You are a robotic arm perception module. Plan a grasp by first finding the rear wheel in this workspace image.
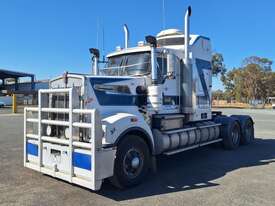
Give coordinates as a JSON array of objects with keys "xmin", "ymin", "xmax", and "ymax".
[
  {"xmin": 110, "ymin": 135, "xmax": 150, "ymax": 189},
  {"xmin": 240, "ymin": 118, "xmax": 254, "ymax": 145},
  {"xmin": 222, "ymin": 119, "xmax": 241, "ymax": 150}
]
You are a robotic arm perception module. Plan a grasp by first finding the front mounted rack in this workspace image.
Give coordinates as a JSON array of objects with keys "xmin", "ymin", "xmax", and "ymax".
[{"xmin": 24, "ymin": 88, "xmax": 116, "ymax": 190}]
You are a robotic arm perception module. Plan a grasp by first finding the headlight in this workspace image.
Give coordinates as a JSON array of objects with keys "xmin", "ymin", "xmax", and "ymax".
[{"xmin": 46, "ymin": 125, "xmax": 52, "ymax": 136}]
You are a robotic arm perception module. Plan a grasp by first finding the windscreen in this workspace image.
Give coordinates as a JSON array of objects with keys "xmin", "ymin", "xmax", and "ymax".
[{"xmin": 101, "ymin": 52, "xmax": 151, "ymax": 76}]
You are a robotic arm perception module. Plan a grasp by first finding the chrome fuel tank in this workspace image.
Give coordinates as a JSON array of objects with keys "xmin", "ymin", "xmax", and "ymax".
[{"xmin": 153, "ymin": 121, "xmax": 220, "ymax": 154}]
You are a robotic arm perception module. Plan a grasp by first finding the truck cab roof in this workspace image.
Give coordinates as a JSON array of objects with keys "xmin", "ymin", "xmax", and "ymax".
[{"xmin": 107, "ymin": 29, "xmax": 210, "ymax": 59}]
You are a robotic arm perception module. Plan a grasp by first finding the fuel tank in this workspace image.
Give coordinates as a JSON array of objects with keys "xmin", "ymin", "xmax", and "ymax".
[{"xmin": 153, "ymin": 121, "xmax": 220, "ymax": 154}]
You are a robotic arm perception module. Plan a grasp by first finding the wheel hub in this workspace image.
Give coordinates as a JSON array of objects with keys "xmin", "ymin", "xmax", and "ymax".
[
  {"xmin": 131, "ymin": 157, "xmax": 140, "ymax": 169},
  {"xmin": 123, "ymin": 148, "xmax": 144, "ymax": 178}
]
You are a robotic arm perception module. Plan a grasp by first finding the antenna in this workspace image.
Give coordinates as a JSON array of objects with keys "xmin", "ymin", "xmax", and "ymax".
[
  {"xmin": 96, "ymin": 18, "xmax": 106, "ymax": 62},
  {"xmin": 96, "ymin": 18, "xmax": 100, "ymax": 48},
  {"xmin": 102, "ymin": 25, "xmax": 105, "ymax": 61},
  {"xmin": 162, "ymin": 0, "xmax": 166, "ymax": 29}
]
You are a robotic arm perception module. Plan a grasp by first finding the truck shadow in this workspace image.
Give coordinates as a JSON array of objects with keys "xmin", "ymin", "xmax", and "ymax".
[{"xmin": 98, "ymin": 138, "xmax": 275, "ymax": 201}]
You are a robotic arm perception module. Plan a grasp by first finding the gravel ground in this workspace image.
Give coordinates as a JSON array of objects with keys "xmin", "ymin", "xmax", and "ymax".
[{"xmin": 1, "ymin": 108, "xmax": 275, "ymax": 206}]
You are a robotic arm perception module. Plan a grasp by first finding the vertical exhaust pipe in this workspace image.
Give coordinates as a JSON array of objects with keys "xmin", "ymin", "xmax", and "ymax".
[
  {"xmin": 123, "ymin": 24, "xmax": 129, "ymax": 49},
  {"xmin": 182, "ymin": 6, "xmax": 193, "ymax": 113},
  {"xmin": 184, "ymin": 6, "xmax": 191, "ymax": 68},
  {"xmin": 89, "ymin": 48, "xmax": 100, "ymax": 75}
]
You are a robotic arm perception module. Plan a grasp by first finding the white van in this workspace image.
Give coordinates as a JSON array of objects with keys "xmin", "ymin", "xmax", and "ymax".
[{"xmin": 269, "ymin": 97, "xmax": 275, "ymax": 109}]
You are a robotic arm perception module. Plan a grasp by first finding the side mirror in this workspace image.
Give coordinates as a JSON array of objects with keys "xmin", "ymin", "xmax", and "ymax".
[
  {"xmin": 145, "ymin": 35, "xmax": 157, "ymax": 47},
  {"xmin": 89, "ymin": 48, "xmax": 100, "ymax": 58},
  {"xmin": 89, "ymin": 48, "xmax": 100, "ymax": 75}
]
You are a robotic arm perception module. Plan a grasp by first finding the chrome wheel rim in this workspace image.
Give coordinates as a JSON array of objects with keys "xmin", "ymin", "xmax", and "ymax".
[{"xmin": 232, "ymin": 127, "xmax": 240, "ymax": 145}]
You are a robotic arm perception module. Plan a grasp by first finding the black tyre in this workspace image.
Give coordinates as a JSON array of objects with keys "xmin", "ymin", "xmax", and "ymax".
[
  {"xmin": 110, "ymin": 135, "xmax": 150, "ymax": 189},
  {"xmin": 231, "ymin": 115, "xmax": 254, "ymax": 145},
  {"xmin": 221, "ymin": 118, "xmax": 241, "ymax": 150},
  {"xmin": 240, "ymin": 118, "xmax": 254, "ymax": 145}
]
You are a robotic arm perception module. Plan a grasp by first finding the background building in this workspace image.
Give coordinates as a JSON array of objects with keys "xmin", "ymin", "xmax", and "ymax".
[{"xmin": 0, "ymin": 69, "xmax": 48, "ymax": 105}]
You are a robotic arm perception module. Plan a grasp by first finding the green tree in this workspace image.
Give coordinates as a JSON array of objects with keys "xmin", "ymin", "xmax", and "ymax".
[
  {"xmin": 265, "ymin": 72, "xmax": 275, "ymax": 99},
  {"xmin": 221, "ymin": 56, "xmax": 274, "ymax": 104},
  {"xmin": 212, "ymin": 89, "xmax": 226, "ymax": 101},
  {"xmin": 221, "ymin": 68, "xmax": 246, "ymax": 102},
  {"xmin": 242, "ymin": 64, "xmax": 266, "ymax": 102},
  {"xmin": 242, "ymin": 56, "xmax": 273, "ymax": 71},
  {"xmin": 212, "ymin": 53, "xmax": 226, "ymax": 78}
]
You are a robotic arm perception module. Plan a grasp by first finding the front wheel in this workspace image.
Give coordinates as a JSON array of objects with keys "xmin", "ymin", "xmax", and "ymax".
[{"xmin": 110, "ymin": 135, "xmax": 150, "ymax": 189}]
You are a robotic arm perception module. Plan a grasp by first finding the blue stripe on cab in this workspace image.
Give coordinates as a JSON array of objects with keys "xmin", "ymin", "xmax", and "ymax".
[
  {"xmin": 195, "ymin": 58, "xmax": 212, "ymax": 100},
  {"xmin": 73, "ymin": 152, "xmax": 92, "ymax": 171},
  {"xmin": 27, "ymin": 142, "xmax": 38, "ymax": 156},
  {"xmin": 89, "ymin": 77, "xmax": 136, "ymax": 106}
]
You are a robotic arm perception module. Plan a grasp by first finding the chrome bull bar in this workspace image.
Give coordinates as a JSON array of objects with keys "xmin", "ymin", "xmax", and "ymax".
[{"xmin": 24, "ymin": 88, "xmax": 116, "ymax": 190}]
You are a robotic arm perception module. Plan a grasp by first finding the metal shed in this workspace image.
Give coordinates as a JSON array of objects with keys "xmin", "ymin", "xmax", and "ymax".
[{"xmin": 0, "ymin": 69, "xmax": 35, "ymax": 94}]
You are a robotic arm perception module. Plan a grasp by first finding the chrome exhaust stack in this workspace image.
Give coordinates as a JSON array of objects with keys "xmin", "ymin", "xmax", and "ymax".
[
  {"xmin": 184, "ymin": 6, "xmax": 191, "ymax": 68},
  {"xmin": 123, "ymin": 24, "xmax": 129, "ymax": 49},
  {"xmin": 182, "ymin": 6, "xmax": 193, "ymax": 113}
]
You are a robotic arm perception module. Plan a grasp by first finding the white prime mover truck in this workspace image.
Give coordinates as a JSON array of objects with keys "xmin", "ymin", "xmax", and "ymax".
[{"xmin": 24, "ymin": 7, "xmax": 254, "ymax": 190}]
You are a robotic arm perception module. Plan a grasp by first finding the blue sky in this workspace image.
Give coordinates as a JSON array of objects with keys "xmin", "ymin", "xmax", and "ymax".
[{"xmin": 0, "ymin": 0, "xmax": 274, "ymax": 90}]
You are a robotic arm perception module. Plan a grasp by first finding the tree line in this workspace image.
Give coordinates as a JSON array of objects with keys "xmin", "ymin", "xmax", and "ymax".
[{"xmin": 212, "ymin": 54, "xmax": 274, "ymax": 104}]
